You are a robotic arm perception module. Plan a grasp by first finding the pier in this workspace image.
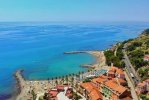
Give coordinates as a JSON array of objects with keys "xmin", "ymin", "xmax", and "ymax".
[
  {"xmin": 64, "ymin": 51, "xmax": 88, "ymax": 54},
  {"xmin": 80, "ymin": 64, "xmax": 94, "ymax": 68}
]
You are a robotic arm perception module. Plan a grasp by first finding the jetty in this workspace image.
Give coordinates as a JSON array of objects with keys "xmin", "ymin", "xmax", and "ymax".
[
  {"xmin": 14, "ymin": 70, "xmax": 26, "ymax": 100},
  {"xmin": 64, "ymin": 51, "xmax": 88, "ymax": 54},
  {"xmin": 80, "ymin": 64, "xmax": 94, "ymax": 68}
]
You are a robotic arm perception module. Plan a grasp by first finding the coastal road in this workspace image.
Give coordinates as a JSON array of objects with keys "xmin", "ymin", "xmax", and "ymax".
[
  {"xmin": 122, "ymin": 44, "xmax": 140, "ymax": 85},
  {"xmin": 124, "ymin": 71, "xmax": 139, "ymax": 100}
]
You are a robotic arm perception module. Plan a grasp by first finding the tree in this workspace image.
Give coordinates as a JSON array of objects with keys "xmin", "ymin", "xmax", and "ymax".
[{"xmin": 31, "ymin": 90, "xmax": 37, "ymax": 100}]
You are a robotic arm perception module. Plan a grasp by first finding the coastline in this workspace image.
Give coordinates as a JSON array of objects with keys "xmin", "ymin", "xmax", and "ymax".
[{"xmin": 14, "ymin": 50, "xmax": 107, "ymax": 100}]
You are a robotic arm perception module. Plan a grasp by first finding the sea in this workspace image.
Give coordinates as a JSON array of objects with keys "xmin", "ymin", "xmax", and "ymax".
[{"xmin": 0, "ymin": 22, "xmax": 149, "ymax": 100}]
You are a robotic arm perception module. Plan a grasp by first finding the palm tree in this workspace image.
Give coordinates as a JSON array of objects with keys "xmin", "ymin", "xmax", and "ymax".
[
  {"xmin": 71, "ymin": 77, "xmax": 74, "ymax": 87},
  {"xmin": 61, "ymin": 76, "xmax": 64, "ymax": 84},
  {"xmin": 65, "ymin": 75, "xmax": 68, "ymax": 84},
  {"xmin": 51, "ymin": 77, "xmax": 54, "ymax": 85}
]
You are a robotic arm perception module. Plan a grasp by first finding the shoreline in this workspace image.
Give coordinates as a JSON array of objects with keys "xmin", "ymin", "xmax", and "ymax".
[{"xmin": 14, "ymin": 50, "xmax": 107, "ymax": 100}]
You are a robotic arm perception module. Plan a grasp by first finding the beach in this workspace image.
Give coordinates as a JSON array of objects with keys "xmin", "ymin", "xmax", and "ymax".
[{"xmin": 14, "ymin": 50, "xmax": 107, "ymax": 100}]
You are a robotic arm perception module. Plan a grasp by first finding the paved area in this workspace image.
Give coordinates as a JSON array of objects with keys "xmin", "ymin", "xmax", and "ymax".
[
  {"xmin": 122, "ymin": 44, "xmax": 140, "ymax": 85},
  {"xmin": 124, "ymin": 71, "xmax": 139, "ymax": 100}
]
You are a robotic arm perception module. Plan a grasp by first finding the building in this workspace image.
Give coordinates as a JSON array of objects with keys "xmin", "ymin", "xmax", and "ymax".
[
  {"xmin": 48, "ymin": 89, "xmax": 58, "ymax": 100},
  {"xmin": 107, "ymin": 66, "xmax": 125, "ymax": 79},
  {"xmin": 144, "ymin": 55, "xmax": 149, "ymax": 61},
  {"xmin": 136, "ymin": 79, "xmax": 149, "ymax": 94},
  {"xmin": 101, "ymin": 80, "xmax": 131, "ymax": 100},
  {"xmin": 80, "ymin": 82, "xmax": 103, "ymax": 100},
  {"xmin": 65, "ymin": 87, "xmax": 73, "ymax": 99},
  {"xmin": 79, "ymin": 67, "xmax": 131, "ymax": 100},
  {"xmin": 116, "ymin": 69, "xmax": 125, "ymax": 79}
]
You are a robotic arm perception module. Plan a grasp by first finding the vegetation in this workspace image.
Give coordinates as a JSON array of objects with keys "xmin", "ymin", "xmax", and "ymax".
[
  {"xmin": 104, "ymin": 42, "xmax": 125, "ymax": 68},
  {"xmin": 139, "ymin": 94, "xmax": 149, "ymax": 100},
  {"xmin": 104, "ymin": 28, "xmax": 149, "ymax": 81},
  {"xmin": 124, "ymin": 29, "xmax": 149, "ymax": 81},
  {"xmin": 83, "ymin": 78, "xmax": 92, "ymax": 83},
  {"xmin": 142, "ymin": 29, "xmax": 149, "ymax": 35},
  {"xmin": 31, "ymin": 90, "xmax": 37, "ymax": 100},
  {"xmin": 73, "ymin": 92, "xmax": 82, "ymax": 100},
  {"xmin": 129, "ymin": 50, "xmax": 148, "ymax": 69},
  {"xmin": 138, "ymin": 67, "xmax": 149, "ymax": 81}
]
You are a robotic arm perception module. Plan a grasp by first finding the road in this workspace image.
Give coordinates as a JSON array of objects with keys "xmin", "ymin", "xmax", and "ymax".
[
  {"xmin": 122, "ymin": 44, "xmax": 140, "ymax": 85},
  {"xmin": 124, "ymin": 71, "xmax": 139, "ymax": 100}
]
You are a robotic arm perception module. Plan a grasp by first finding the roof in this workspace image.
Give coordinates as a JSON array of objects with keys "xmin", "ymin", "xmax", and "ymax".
[
  {"xmin": 138, "ymin": 82, "xmax": 146, "ymax": 87},
  {"xmin": 111, "ymin": 94, "xmax": 118, "ymax": 100},
  {"xmin": 144, "ymin": 55, "xmax": 149, "ymax": 57},
  {"xmin": 89, "ymin": 89, "xmax": 103, "ymax": 100},
  {"xmin": 112, "ymin": 78, "xmax": 127, "ymax": 85},
  {"xmin": 80, "ymin": 82, "xmax": 103, "ymax": 100},
  {"xmin": 56, "ymin": 85, "xmax": 64, "ymax": 90},
  {"xmin": 121, "ymin": 96, "xmax": 132, "ymax": 100},
  {"xmin": 145, "ymin": 79, "xmax": 149, "ymax": 82},
  {"xmin": 92, "ymin": 77, "xmax": 106, "ymax": 84},
  {"xmin": 108, "ymin": 71, "xmax": 115, "ymax": 75},
  {"xmin": 80, "ymin": 82, "xmax": 94, "ymax": 93},
  {"xmin": 104, "ymin": 80, "xmax": 127, "ymax": 95},
  {"xmin": 100, "ymin": 75, "xmax": 109, "ymax": 79},
  {"xmin": 49, "ymin": 90, "xmax": 58, "ymax": 97},
  {"xmin": 109, "ymin": 66, "xmax": 117, "ymax": 72},
  {"xmin": 116, "ymin": 69, "xmax": 124, "ymax": 75}
]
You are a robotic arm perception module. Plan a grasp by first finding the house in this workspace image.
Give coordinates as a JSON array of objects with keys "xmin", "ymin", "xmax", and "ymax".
[
  {"xmin": 92, "ymin": 75, "xmax": 109, "ymax": 88},
  {"xmin": 107, "ymin": 66, "xmax": 125, "ymax": 79},
  {"xmin": 101, "ymin": 80, "xmax": 131, "ymax": 100},
  {"xmin": 107, "ymin": 66, "xmax": 117, "ymax": 78},
  {"xmin": 116, "ymin": 69, "xmax": 125, "ymax": 79},
  {"xmin": 136, "ymin": 79, "xmax": 149, "ymax": 94},
  {"xmin": 56, "ymin": 85, "xmax": 65, "ymax": 92},
  {"xmin": 80, "ymin": 82, "xmax": 103, "ymax": 100},
  {"xmin": 144, "ymin": 79, "xmax": 149, "ymax": 91},
  {"xmin": 144, "ymin": 55, "xmax": 149, "ymax": 61},
  {"xmin": 48, "ymin": 89, "xmax": 58, "ymax": 100},
  {"xmin": 80, "ymin": 67, "xmax": 131, "ymax": 100},
  {"xmin": 65, "ymin": 87, "xmax": 73, "ymax": 99},
  {"xmin": 136, "ymin": 82, "xmax": 146, "ymax": 94}
]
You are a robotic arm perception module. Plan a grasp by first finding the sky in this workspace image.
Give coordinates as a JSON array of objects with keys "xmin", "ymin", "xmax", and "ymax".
[{"xmin": 0, "ymin": 0, "xmax": 149, "ymax": 22}]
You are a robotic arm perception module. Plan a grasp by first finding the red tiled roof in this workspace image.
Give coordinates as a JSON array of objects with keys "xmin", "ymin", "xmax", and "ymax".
[
  {"xmin": 56, "ymin": 85, "xmax": 64, "ymax": 90},
  {"xmin": 80, "ymin": 82, "xmax": 94, "ymax": 93},
  {"xmin": 89, "ymin": 89, "xmax": 102, "ymax": 100},
  {"xmin": 121, "ymin": 96, "xmax": 132, "ymax": 100},
  {"xmin": 145, "ymin": 79, "xmax": 149, "ymax": 82},
  {"xmin": 80, "ymin": 82, "xmax": 103, "ymax": 100},
  {"xmin": 104, "ymin": 80, "xmax": 127, "ymax": 95},
  {"xmin": 111, "ymin": 94, "xmax": 118, "ymax": 100},
  {"xmin": 109, "ymin": 66, "xmax": 118, "ymax": 72},
  {"xmin": 116, "ymin": 69, "xmax": 124, "ymax": 75},
  {"xmin": 100, "ymin": 75, "xmax": 109, "ymax": 79},
  {"xmin": 92, "ymin": 77, "xmax": 105, "ymax": 84},
  {"xmin": 138, "ymin": 82, "xmax": 146, "ymax": 87},
  {"xmin": 144, "ymin": 55, "xmax": 149, "ymax": 59},
  {"xmin": 108, "ymin": 71, "xmax": 115, "ymax": 75},
  {"xmin": 49, "ymin": 90, "xmax": 58, "ymax": 97},
  {"xmin": 112, "ymin": 78, "xmax": 127, "ymax": 85}
]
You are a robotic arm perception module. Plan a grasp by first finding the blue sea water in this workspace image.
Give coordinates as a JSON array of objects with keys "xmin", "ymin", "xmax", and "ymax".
[{"xmin": 0, "ymin": 22, "xmax": 149, "ymax": 100}]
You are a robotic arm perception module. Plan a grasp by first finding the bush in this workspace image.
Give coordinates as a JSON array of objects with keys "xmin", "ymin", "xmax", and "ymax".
[
  {"xmin": 139, "ymin": 94, "xmax": 149, "ymax": 100},
  {"xmin": 127, "ymin": 45, "xmax": 135, "ymax": 51}
]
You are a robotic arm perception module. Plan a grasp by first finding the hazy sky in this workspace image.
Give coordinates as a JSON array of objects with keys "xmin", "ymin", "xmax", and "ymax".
[{"xmin": 0, "ymin": 0, "xmax": 149, "ymax": 22}]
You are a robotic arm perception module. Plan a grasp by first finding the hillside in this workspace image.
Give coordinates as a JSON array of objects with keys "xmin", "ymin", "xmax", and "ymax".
[
  {"xmin": 104, "ymin": 29, "xmax": 149, "ymax": 81},
  {"xmin": 126, "ymin": 29, "xmax": 149, "ymax": 81}
]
